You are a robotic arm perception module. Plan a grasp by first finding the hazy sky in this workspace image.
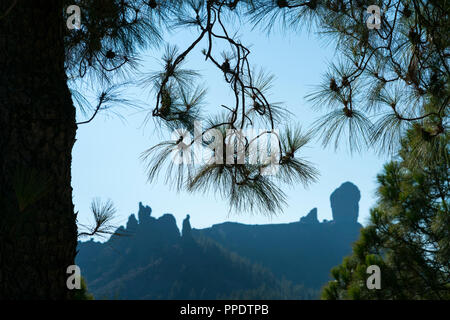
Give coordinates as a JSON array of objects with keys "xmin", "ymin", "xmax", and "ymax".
[{"xmin": 72, "ymin": 20, "xmax": 387, "ymax": 236}]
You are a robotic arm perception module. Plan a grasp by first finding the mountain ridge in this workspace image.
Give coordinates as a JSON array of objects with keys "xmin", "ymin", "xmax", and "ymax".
[{"xmin": 77, "ymin": 181, "xmax": 362, "ymax": 299}]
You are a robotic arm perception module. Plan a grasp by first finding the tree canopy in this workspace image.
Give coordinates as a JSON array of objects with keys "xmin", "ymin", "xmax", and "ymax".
[{"xmin": 62, "ymin": 0, "xmax": 449, "ymax": 215}]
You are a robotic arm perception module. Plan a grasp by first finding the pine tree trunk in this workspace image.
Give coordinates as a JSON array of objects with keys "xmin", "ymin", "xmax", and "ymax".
[{"xmin": 0, "ymin": 1, "xmax": 78, "ymax": 299}]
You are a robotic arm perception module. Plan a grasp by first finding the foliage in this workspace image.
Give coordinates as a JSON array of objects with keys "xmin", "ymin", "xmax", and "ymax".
[
  {"xmin": 78, "ymin": 198, "xmax": 121, "ymax": 239},
  {"xmin": 50, "ymin": 1, "xmax": 442, "ymax": 215},
  {"xmin": 247, "ymin": 0, "xmax": 449, "ymax": 159},
  {"xmin": 71, "ymin": 277, "xmax": 94, "ymax": 300},
  {"xmin": 62, "ymin": 0, "xmax": 449, "ymax": 214},
  {"xmin": 61, "ymin": 0, "xmax": 326, "ymax": 215}
]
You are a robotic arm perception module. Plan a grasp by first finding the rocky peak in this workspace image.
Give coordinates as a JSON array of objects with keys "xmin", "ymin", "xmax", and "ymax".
[
  {"xmin": 126, "ymin": 214, "xmax": 138, "ymax": 232},
  {"xmin": 182, "ymin": 214, "xmax": 192, "ymax": 238},
  {"xmin": 138, "ymin": 202, "xmax": 152, "ymax": 224},
  {"xmin": 330, "ymin": 181, "xmax": 360, "ymax": 224},
  {"xmin": 300, "ymin": 208, "xmax": 319, "ymax": 224}
]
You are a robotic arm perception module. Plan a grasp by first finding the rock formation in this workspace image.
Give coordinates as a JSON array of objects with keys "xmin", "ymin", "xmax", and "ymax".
[
  {"xmin": 330, "ymin": 181, "xmax": 360, "ymax": 224},
  {"xmin": 138, "ymin": 201, "xmax": 152, "ymax": 224},
  {"xmin": 300, "ymin": 208, "xmax": 319, "ymax": 224},
  {"xmin": 182, "ymin": 214, "xmax": 192, "ymax": 238}
]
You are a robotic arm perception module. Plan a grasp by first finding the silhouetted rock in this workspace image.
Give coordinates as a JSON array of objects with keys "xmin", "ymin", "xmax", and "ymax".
[
  {"xmin": 300, "ymin": 208, "xmax": 318, "ymax": 224},
  {"xmin": 114, "ymin": 225, "xmax": 126, "ymax": 235},
  {"xmin": 195, "ymin": 181, "xmax": 362, "ymax": 289},
  {"xmin": 157, "ymin": 214, "xmax": 179, "ymax": 238},
  {"xmin": 138, "ymin": 202, "xmax": 152, "ymax": 224},
  {"xmin": 182, "ymin": 214, "xmax": 192, "ymax": 238},
  {"xmin": 330, "ymin": 181, "xmax": 360, "ymax": 224},
  {"xmin": 126, "ymin": 214, "xmax": 138, "ymax": 233}
]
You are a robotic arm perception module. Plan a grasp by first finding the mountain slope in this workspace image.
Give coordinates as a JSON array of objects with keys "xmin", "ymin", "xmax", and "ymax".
[
  {"xmin": 77, "ymin": 181, "xmax": 363, "ymax": 299},
  {"xmin": 194, "ymin": 213, "xmax": 361, "ymax": 289},
  {"xmin": 77, "ymin": 204, "xmax": 316, "ymax": 299}
]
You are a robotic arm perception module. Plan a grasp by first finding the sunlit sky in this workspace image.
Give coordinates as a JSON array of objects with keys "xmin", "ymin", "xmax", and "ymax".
[{"xmin": 72, "ymin": 20, "xmax": 388, "ymax": 237}]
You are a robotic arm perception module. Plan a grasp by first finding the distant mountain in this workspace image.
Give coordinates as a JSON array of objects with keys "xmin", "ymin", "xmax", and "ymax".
[
  {"xmin": 194, "ymin": 210, "xmax": 361, "ymax": 289},
  {"xmin": 77, "ymin": 204, "xmax": 315, "ymax": 299},
  {"xmin": 77, "ymin": 181, "xmax": 362, "ymax": 299},
  {"xmin": 195, "ymin": 182, "xmax": 363, "ymax": 289}
]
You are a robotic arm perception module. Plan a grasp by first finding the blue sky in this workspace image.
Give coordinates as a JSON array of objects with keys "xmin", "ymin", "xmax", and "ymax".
[{"xmin": 72, "ymin": 20, "xmax": 388, "ymax": 236}]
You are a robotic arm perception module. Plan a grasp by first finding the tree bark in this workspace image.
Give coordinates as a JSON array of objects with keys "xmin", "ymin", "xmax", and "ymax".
[{"xmin": 0, "ymin": 0, "xmax": 78, "ymax": 299}]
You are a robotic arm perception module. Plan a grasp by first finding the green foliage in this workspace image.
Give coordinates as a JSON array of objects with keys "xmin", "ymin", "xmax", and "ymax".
[
  {"xmin": 71, "ymin": 277, "xmax": 94, "ymax": 300},
  {"xmin": 322, "ymin": 130, "xmax": 449, "ymax": 299},
  {"xmin": 263, "ymin": 0, "xmax": 450, "ymax": 158},
  {"xmin": 78, "ymin": 198, "xmax": 120, "ymax": 239}
]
